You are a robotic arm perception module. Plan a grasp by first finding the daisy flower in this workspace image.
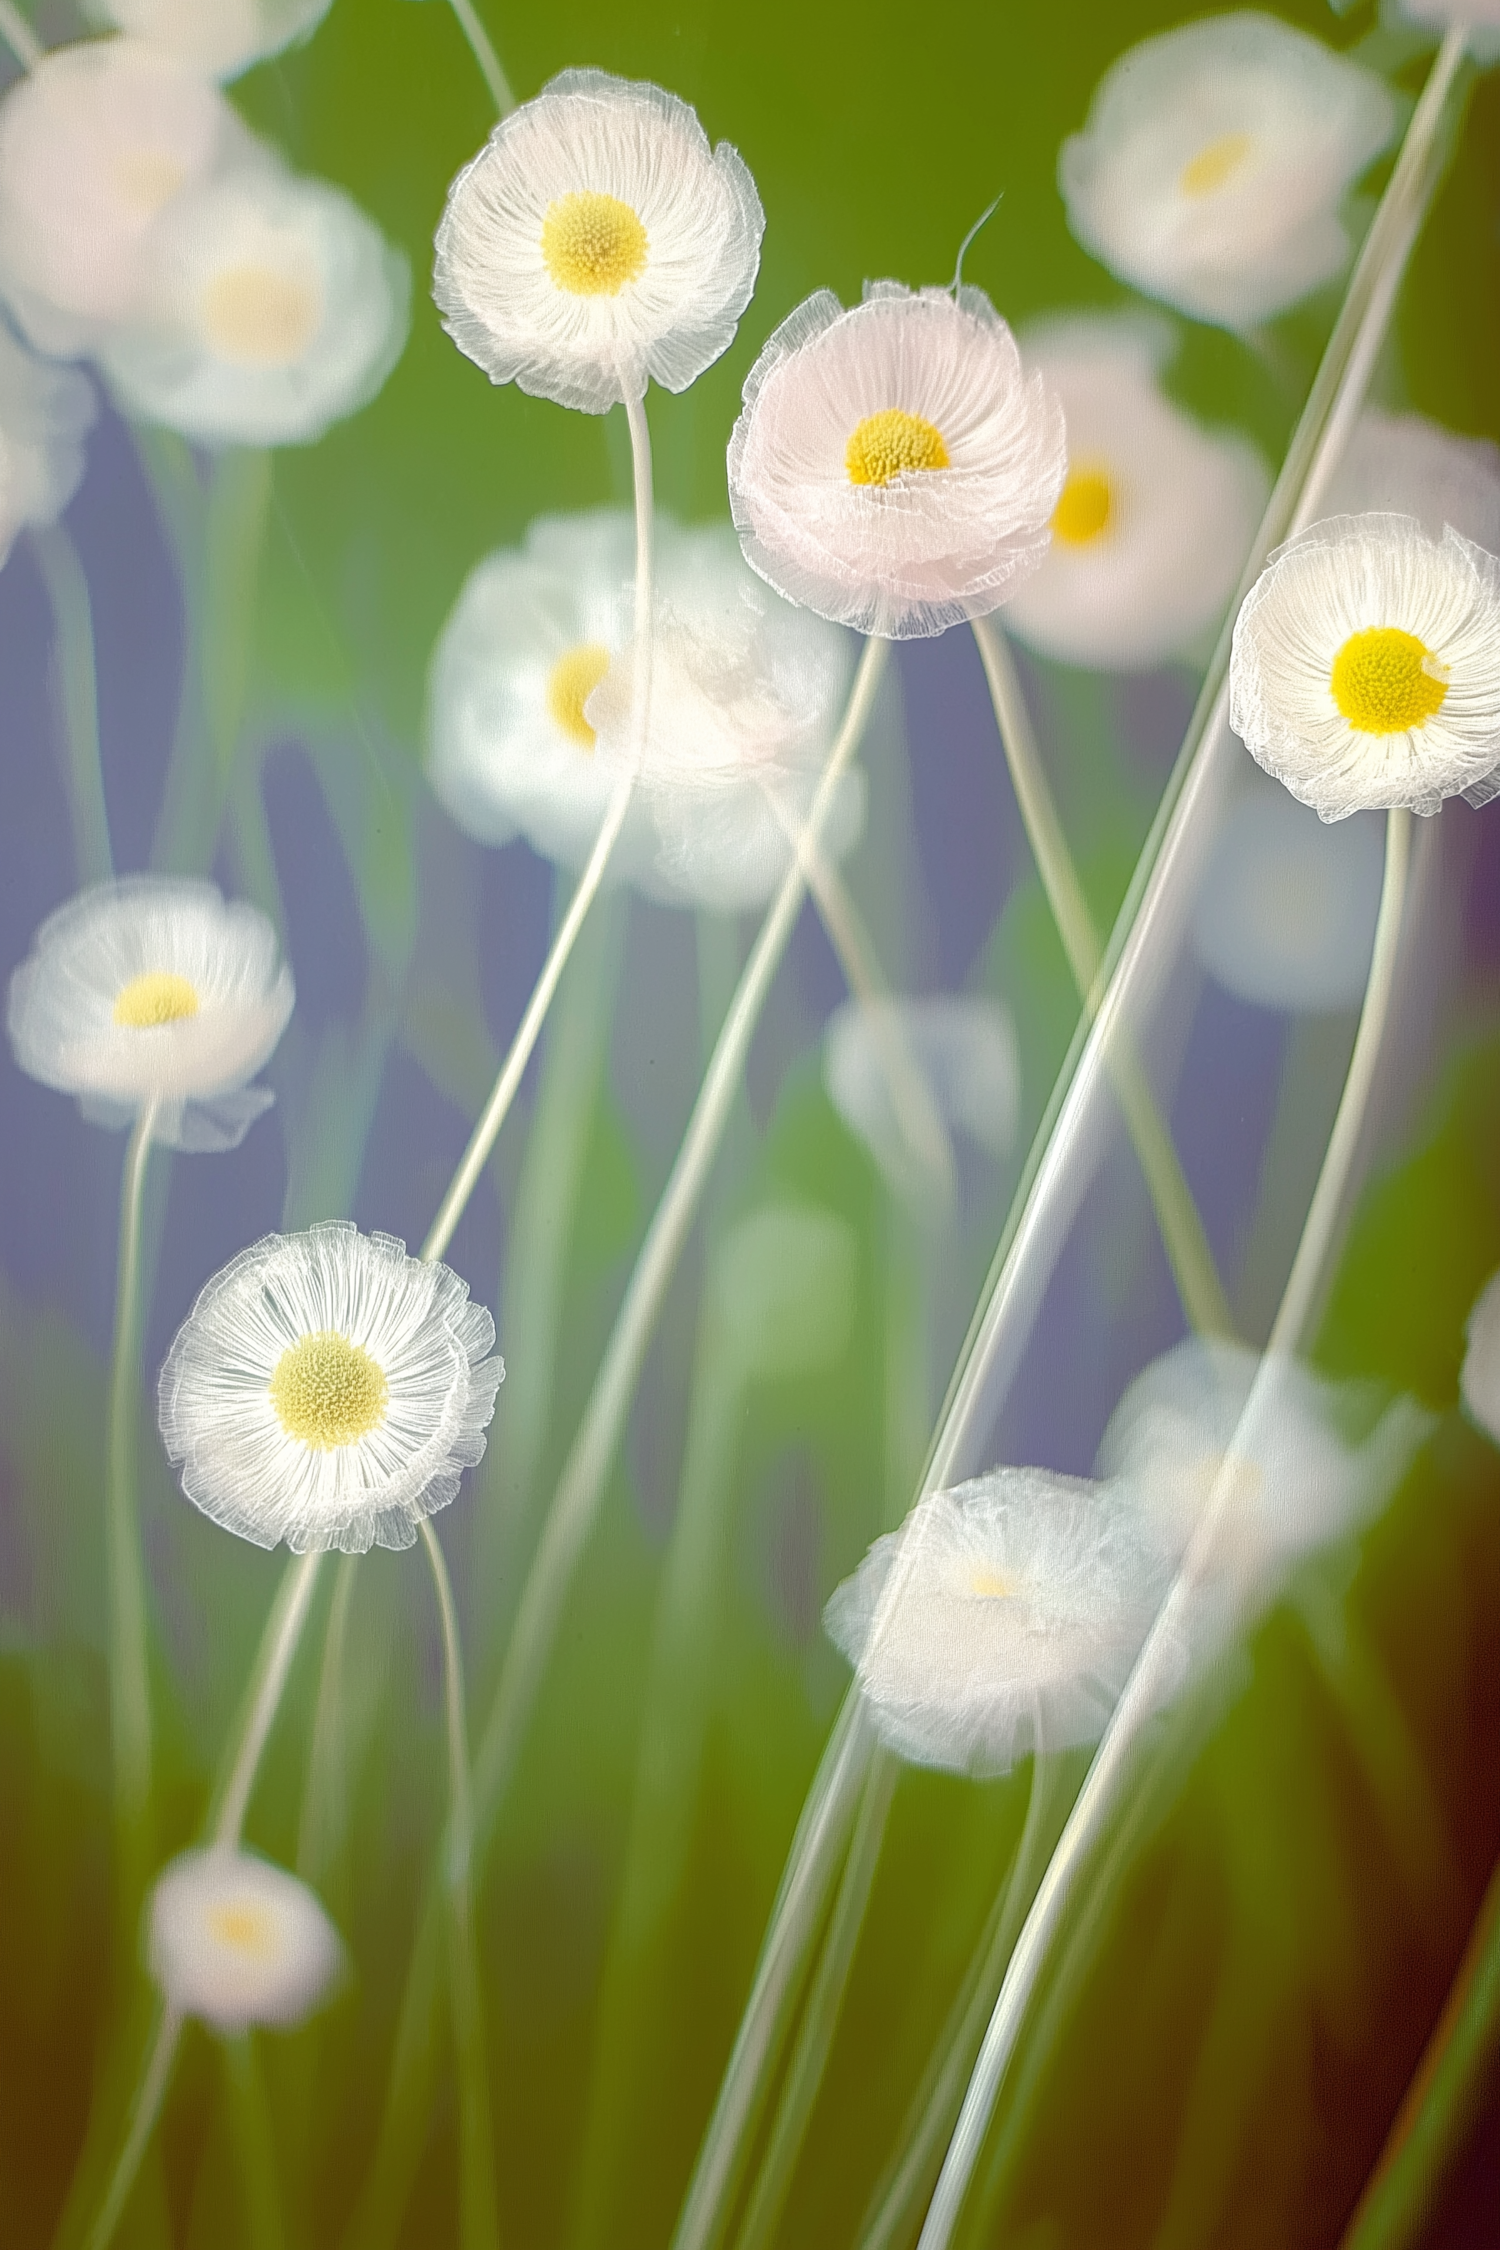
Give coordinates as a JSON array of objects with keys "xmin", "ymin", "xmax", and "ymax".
[
  {"xmin": 98, "ymin": 162, "xmax": 410, "ymax": 448},
  {"xmin": 95, "ymin": 0, "xmax": 335, "ymax": 81},
  {"xmin": 0, "ymin": 38, "xmax": 259, "ymax": 358},
  {"xmin": 149, "ymin": 1848, "xmax": 343, "ymax": 2031},
  {"xmin": 822, "ymin": 994, "xmax": 1020, "ymax": 1197},
  {"xmin": 1229, "ymin": 512, "xmax": 1500, "ymax": 819},
  {"xmin": 0, "ymin": 324, "xmax": 95, "ymax": 567},
  {"xmin": 727, "ymin": 281, "xmax": 1066, "ymax": 640},
  {"xmin": 1461, "ymin": 1268, "xmax": 1500, "ymax": 1448},
  {"xmin": 1191, "ymin": 783, "xmax": 1384, "ymax": 1012},
  {"xmin": 1059, "ymin": 13, "xmax": 1397, "ymax": 330},
  {"xmin": 6, "ymin": 877, "xmax": 294, "ymax": 1152},
  {"xmin": 433, "ymin": 67, "xmax": 764, "ymax": 415},
  {"xmin": 711, "ymin": 1201, "xmax": 857, "ymax": 1383},
  {"xmin": 1002, "ymin": 313, "xmax": 1268, "ymax": 670},
  {"xmin": 157, "ymin": 1222, "xmax": 504, "ymax": 1554},
  {"xmin": 1325, "ymin": 409, "xmax": 1500, "ymax": 558},
  {"xmin": 825, "ymin": 1468, "xmax": 1172, "ymax": 1776}
]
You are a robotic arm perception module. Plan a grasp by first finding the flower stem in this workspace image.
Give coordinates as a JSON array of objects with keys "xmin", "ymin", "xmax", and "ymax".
[
  {"xmin": 210, "ymin": 1550, "xmax": 326, "ymax": 1852},
  {"xmin": 106, "ymin": 1103, "xmax": 158, "ymax": 1932},
  {"xmin": 223, "ymin": 2034, "xmax": 284, "ymax": 2250},
  {"xmin": 446, "ymin": 0, "xmax": 514, "ymax": 114},
  {"xmin": 78, "ymin": 2006, "xmax": 182, "ymax": 2250},
  {"xmin": 30, "ymin": 523, "xmax": 112, "ymax": 886},
  {"xmin": 0, "ymin": 0, "xmax": 41, "ymax": 69},
  {"xmin": 295, "ymin": 1553, "xmax": 360, "ymax": 1884}
]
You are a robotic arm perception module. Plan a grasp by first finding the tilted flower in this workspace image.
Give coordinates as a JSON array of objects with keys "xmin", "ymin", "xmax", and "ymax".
[
  {"xmin": 1229, "ymin": 512, "xmax": 1500, "ymax": 819},
  {"xmin": 98, "ymin": 161, "xmax": 410, "ymax": 448},
  {"xmin": 433, "ymin": 67, "xmax": 764, "ymax": 415},
  {"xmin": 1003, "ymin": 313, "xmax": 1268, "ymax": 670},
  {"xmin": 0, "ymin": 326, "xmax": 95, "ymax": 567},
  {"xmin": 1191, "ymin": 782, "xmax": 1384, "ymax": 1012},
  {"xmin": 149, "ymin": 1848, "xmax": 343, "ymax": 2031},
  {"xmin": 0, "ymin": 38, "xmax": 260, "ymax": 357},
  {"xmin": 823, "ymin": 994, "xmax": 1020, "ymax": 1197},
  {"xmin": 158, "ymin": 1222, "xmax": 504, "ymax": 1554},
  {"xmin": 93, "ymin": 0, "xmax": 335, "ymax": 81},
  {"xmin": 824, "ymin": 1468, "xmax": 1173, "ymax": 1776},
  {"xmin": 1461, "ymin": 1268, "xmax": 1500, "ymax": 1447},
  {"xmin": 6, "ymin": 877, "xmax": 293, "ymax": 1152},
  {"xmin": 1325, "ymin": 408, "xmax": 1500, "ymax": 557},
  {"xmin": 1059, "ymin": 13, "xmax": 1397, "ymax": 330},
  {"xmin": 727, "ymin": 281, "xmax": 1066, "ymax": 640}
]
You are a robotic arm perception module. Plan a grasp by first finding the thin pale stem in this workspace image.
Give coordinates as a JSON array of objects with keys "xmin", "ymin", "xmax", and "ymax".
[
  {"xmin": 79, "ymin": 2007, "xmax": 182, "ymax": 2250},
  {"xmin": 212, "ymin": 1551, "xmax": 325, "ymax": 1853},
  {"xmin": 31, "ymin": 524, "xmax": 112, "ymax": 885},
  {"xmin": 446, "ymin": 0, "xmax": 514, "ymax": 113},
  {"xmin": 0, "ymin": 0, "xmax": 41, "ymax": 68},
  {"xmin": 223, "ymin": 2035, "xmax": 284, "ymax": 2250},
  {"xmin": 296, "ymin": 1554, "xmax": 360, "ymax": 1884},
  {"xmin": 106, "ymin": 1104, "xmax": 157, "ymax": 1927}
]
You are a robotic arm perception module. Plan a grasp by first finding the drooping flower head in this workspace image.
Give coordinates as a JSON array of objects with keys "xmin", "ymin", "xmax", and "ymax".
[
  {"xmin": 1229, "ymin": 512, "xmax": 1500, "ymax": 819},
  {"xmin": 1326, "ymin": 409, "xmax": 1500, "ymax": 556},
  {"xmin": 1059, "ymin": 13, "xmax": 1397, "ymax": 330},
  {"xmin": 149, "ymin": 1848, "xmax": 343, "ymax": 2031},
  {"xmin": 0, "ymin": 326, "xmax": 95, "ymax": 566},
  {"xmin": 6, "ymin": 878, "xmax": 294, "ymax": 1151},
  {"xmin": 1461, "ymin": 1268, "xmax": 1500, "ymax": 1448},
  {"xmin": 1003, "ymin": 313, "xmax": 1268, "ymax": 670},
  {"xmin": 98, "ymin": 161, "xmax": 411, "ymax": 447},
  {"xmin": 728, "ymin": 281, "xmax": 1066, "ymax": 639},
  {"xmin": 158, "ymin": 1223, "xmax": 504, "ymax": 1553},
  {"xmin": 823, "ymin": 994, "xmax": 1020, "ymax": 1199},
  {"xmin": 93, "ymin": 0, "xmax": 335, "ymax": 81},
  {"xmin": 824, "ymin": 1468, "xmax": 1172, "ymax": 1776},
  {"xmin": 1191, "ymin": 783, "xmax": 1385, "ymax": 1012},
  {"xmin": 433, "ymin": 68, "xmax": 764, "ymax": 414}
]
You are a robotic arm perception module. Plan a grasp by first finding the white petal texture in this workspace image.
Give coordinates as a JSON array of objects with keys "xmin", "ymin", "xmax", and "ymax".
[
  {"xmin": 1229, "ymin": 512, "xmax": 1500, "ymax": 819},
  {"xmin": 1325, "ymin": 409, "xmax": 1500, "ymax": 557},
  {"xmin": 149, "ymin": 1848, "xmax": 343, "ymax": 2032},
  {"xmin": 1059, "ymin": 13, "xmax": 1397, "ymax": 330},
  {"xmin": 99, "ymin": 162, "xmax": 410, "ymax": 448},
  {"xmin": 1191, "ymin": 784, "xmax": 1385, "ymax": 1011},
  {"xmin": 728, "ymin": 281, "xmax": 1067, "ymax": 640},
  {"xmin": 7, "ymin": 877, "xmax": 293, "ymax": 1151},
  {"xmin": 158, "ymin": 1222, "xmax": 504, "ymax": 1553},
  {"xmin": 433, "ymin": 68, "xmax": 764, "ymax": 415},
  {"xmin": 0, "ymin": 325, "xmax": 95, "ymax": 566},
  {"xmin": 823, "ymin": 994, "xmax": 1020, "ymax": 1193},
  {"xmin": 1461, "ymin": 1269, "xmax": 1500, "ymax": 1447},
  {"xmin": 825, "ymin": 1468, "xmax": 1173, "ymax": 1776},
  {"xmin": 1003, "ymin": 314, "xmax": 1269, "ymax": 670},
  {"xmin": 94, "ymin": 0, "xmax": 335, "ymax": 80},
  {"xmin": 0, "ymin": 39, "xmax": 260, "ymax": 357}
]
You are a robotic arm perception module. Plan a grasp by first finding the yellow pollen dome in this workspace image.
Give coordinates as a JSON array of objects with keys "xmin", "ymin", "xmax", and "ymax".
[
  {"xmin": 540, "ymin": 192, "xmax": 649, "ymax": 296},
  {"xmin": 846, "ymin": 408, "xmax": 951, "ymax": 489},
  {"xmin": 202, "ymin": 264, "xmax": 322, "ymax": 368},
  {"xmin": 208, "ymin": 1903, "xmax": 278, "ymax": 1957},
  {"xmin": 547, "ymin": 642, "xmax": 612, "ymax": 749},
  {"xmin": 970, "ymin": 1567, "xmax": 1018, "ymax": 1600},
  {"xmin": 1330, "ymin": 626, "xmax": 1449, "ymax": 735},
  {"xmin": 269, "ymin": 1331, "xmax": 389, "ymax": 1450},
  {"xmin": 1180, "ymin": 130, "xmax": 1254, "ymax": 198},
  {"xmin": 113, "ymin": 970, "xmax": 201, "ymax": 1028},
  {"xmin": 1051, "ymin": 467, "xmax": 1114, "ymax": 547}
]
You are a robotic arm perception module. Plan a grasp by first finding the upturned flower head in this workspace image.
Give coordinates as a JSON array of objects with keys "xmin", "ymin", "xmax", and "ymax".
[
  {"xmin": 823, "ymin": 994, "xmax": 1020, "ymax": 1199},
  {"xmin": 824, "ymin": 1468, "xmax": 1173, "ymax": 1776},
  {"xmin": 1003, "ymin": 314, "xmax": 1268, "ymax": 670},
  {"xmin": 728, "ymin": 282, "xmax": 1066, "ymax": 640},
  {"xmin": 98, "ymin": 162, "xmax": 410, "ymax": 448},
  {"xmin": 433, "ymin": 68, "xmax": 764, "ymax": 415},
  {"xmin": 0, "ymin": 326, "xmax": 95, "ymax": 566},
  {"xmin": 1229, "ymin": 513, "xmax": 1500, "ymax": 819},
  {"xmin": 1191, "ymin": 783, "xmax": 1384, "ymax": 1012},
  {"xmin": 1059, "ymin": 13, "xmax": 1397, "ymax": 330},
  {"xmin": 93, "ymin": 0, "xmax": 335, "ymax": 80},
  {"xmin": 1326, "ymin": 410, "xmax": 1500, "ymax": 557},
  {"xmin": 149, "ymin": 1848, "xmax": 342, "ymax": 2032},
  {"xmin": 6, "ymin": 878, "xmax": 293, "ymax": 1151},
  {"xmin": 158, "ymin": 1222, "xmax": 504, "ymax": 1554},
  {"xmin": 1461, "ymin": 1269, "xmax": 1500, "ymax": 1448}
]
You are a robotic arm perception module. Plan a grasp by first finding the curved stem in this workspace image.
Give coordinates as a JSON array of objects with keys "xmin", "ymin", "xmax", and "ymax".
[
  {"xmin": 211, "ymin": 1551, "xmax": 325, "ymax": 1852},
  {"xmin": 296, "ymin": 1553, "xmax": 360, "ymax": 1884},
  {"xmin": 31, "ymin": 523, "xmax": 112, "ymax": 886},
  {"xmin": 79, "ymin": 2007, "xmax": 182, "ymax": 2250},
  {"xmin": 106, "ymin": 1104, "xmax": 157, "ymax": 1930},
  {"xmin": 446, "ymin": 0, "xmax": 514, "ymax": 114},
  {"xmin": 0, "ymin": 0, "xmax": 41, "ymax": 69}
]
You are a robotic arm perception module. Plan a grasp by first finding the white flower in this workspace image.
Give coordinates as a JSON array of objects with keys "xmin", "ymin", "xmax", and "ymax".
[
  {"xmin": 98, "ymin": 162, "xmax": 410, "ymax": 448},
  {"xmin": 1325, "ymin": 409, "xmax": 1500, "ymax": 557},
  {"xmin": 823, "ymin": 994, "xmax": 1020, "ymax": 1197},
  {"xmin": 0, "ymin": 326, "xmax": 95, "ymax": 566},
  {"xmin": 0, "ymin": 39, "xmax": 259, "ymax": 358},
  {"xmin": 727, "ymin": 281, "xmax": 1066, "ymax": 640},
  {"xmin": 824, "ymin": 1468, "xmax": 1172, "ymax": 1776},
  {"xmin": 711, "ymin": 1203, "xmax": 857, "ymax": 1382},
  {"xmin": 149, "ymin": 1848, "xmax": 342, "ymax": 2032},
  {"xmin": 1461, "ymin": 1269, "xmax": 1500, "ymax": 1446},
  {"xmin": 1059, "ymin": 13, "xmax": 1397, "ymax": 329},
  {"xmin": 1002, "ymin": 314, "xmax": 1269, "ymax": 670},
  {"xmin": 6, "ymin": 877, "xmax": 293, "ymax": 1152},
  {"xmin": 433, "ymin": 67, "xmax": 763, "ymax": 415},
  {"xmin": 1191, "ymin": 782, "xmax": 1385, "ymax": 1011},
  {"xmin": 1229, "ymin": 512, "xmax": 1500, "ymax": 819},
  {"xmin": 92, "ymin": 0, "xmax": 335, "ymax": 80},
  {"xmin": 158, "ymin": 1222, "xmax": 504, "ymax": 1554}
]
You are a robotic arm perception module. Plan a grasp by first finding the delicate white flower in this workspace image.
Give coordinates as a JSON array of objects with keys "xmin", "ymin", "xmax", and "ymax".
[
  {"xmin": 1229, "ymin": 512, "xmax": 1500, "ymax": 819},
  {"xmin": 0, "ymin": 39, "xmax": 260, "ymax": 358},
  {"xmin": 728, "ymin": 282, "xmax": 1066, "ymax": 641},
  {"xmin": 433, "ymin": 68, "xmax": 763, "ymax": 415},
  {"xmin": 825, "ymin": 1468, "xmax": 1172, "ymax": 1776},
  {"xmin": 1326, "ymin": 409, "xmax": 1500, "ymax": 557},
  {"xmin": 823, "ymin": 994, "xmax": 1020, "ymax": 1196},
  {"xmin": 1191, "ymin": 782, "xmax": 1385, "ymax": 1011},
  {"xmin": 711, "ymin": 1203, "xmax": 857, "ymax": 1382},
  {"xmin": 149, "ymin": 1848, "xmax": 342, "ymax": 2032},
  {"xmin": 98, "ymin": 162, "xmax": 409, "ymax": 448},
  {"xmin": 1461, "ymin": 1269, "xmax": 1500, "ymax": 1447},
  {"xmin": 6, "ymin": 877, "xmax": 293, "ymax": 1152},
  {"xmin": 158, "ymin": 1222, "xmax": 504, "ymax": 1554},
  {"xmin": 1059, "ymin": 13, "xmax": 1397, "ymax": 329},
  {"xmin": 1002, "ymin": 314, "xmax": 1268, "ymax": 670},
  {"xmin": 0, "ymin": 326, "xmax": 95, "ymax": 566},
  {"xmin": 93, "ymin": 0, "xmax": 335, "ymax": 80}
]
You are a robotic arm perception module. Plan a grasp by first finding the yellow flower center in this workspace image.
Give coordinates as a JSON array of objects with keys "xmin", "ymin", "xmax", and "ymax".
[
  {"xmin": 202, "ymin": 264, "xmax": 321, "ymax": 367},
  {"xmin": 546, "ymin": 642, "xmax": 612, "ymax": 750},
  {"xmin": 1329, "ymin": 626, "xmax": 1449, "ymax": 735},
  {"xmin": 269, "ymin": 1331, "xmax": 389, "ymax": 1450},
  {"xmin": 208, "ymin": 1903, "xmax": 278, "ymax": 1957},
  {"xmin": 114, "ymin": 147, "xmax": 187, "ymax": 215},
  {"xmin": 1180, "ymin": 130, "xmax": 1254, "ymax": 198},
  {"xmin": 113, "ymin": 971, "xmax": 200, "ymax": 1028},
  {"xmin": 846, "ymin": 408, "xmax": 951, "ymax": 489},
  {"xmin": 540, "ymin": 192, "xmax": 649, "ymax": 296},
  {"xmin": 1051, "ymin": 467, "xmax": 1114, "ymax": 547},
  {"xmin": 969, "ymin": 1567, "xmax": 1018, "ymax": 1599}
]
